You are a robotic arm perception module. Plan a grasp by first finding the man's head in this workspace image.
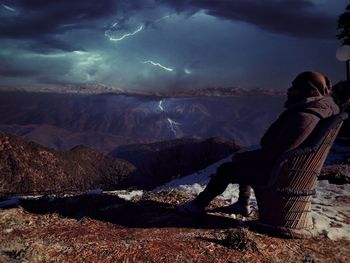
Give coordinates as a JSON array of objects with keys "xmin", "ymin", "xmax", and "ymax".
[{"xmin": 285, "ymin": 71, "xmax": 331, "ymax": 107}]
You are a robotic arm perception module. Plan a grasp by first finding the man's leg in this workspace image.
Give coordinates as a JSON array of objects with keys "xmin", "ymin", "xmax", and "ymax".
[
  {"xmin": 178, "ymin": 155, "xmax": 267, "ymax": 216},
  {"xmin": 238, "ymin": 184, "xmax": 252, "ymax": 206},
  {"xmin": 192, "ymin": 162, "xmax": 235, "ymax": 208},
  {"xmin": 224, "ymin": 184, "xmax": 251, "ymax": 216}
]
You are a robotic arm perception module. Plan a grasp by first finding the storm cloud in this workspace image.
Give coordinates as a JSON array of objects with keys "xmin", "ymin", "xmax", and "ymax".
[
  {"xmin": 0, "ymin": 0, "xmax": 347, "ymax": 90},
  {"xmin": 0, "ymin": 1, "xmax": 340, "ymax": 42},
  {"xmin": 158, "ymin": 0, "xmax": 337, "ymax": 39},
  {"xmin": 0, "ymin": 1, "xmax": 115, "ymax": 37}
]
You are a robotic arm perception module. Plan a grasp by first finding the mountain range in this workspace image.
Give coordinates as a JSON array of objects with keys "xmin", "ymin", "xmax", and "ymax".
[{"xmin": 0, "ymin": 90, "xmax": 284, "ymax": 153}]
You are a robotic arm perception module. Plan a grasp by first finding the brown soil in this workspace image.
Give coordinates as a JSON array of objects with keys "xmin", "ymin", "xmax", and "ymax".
[{"xmin": 0, "ymin": 190, "xmax": 349, "ymax": 263}]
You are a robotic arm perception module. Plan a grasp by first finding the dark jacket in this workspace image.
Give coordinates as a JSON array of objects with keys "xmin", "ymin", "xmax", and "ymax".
[
  {"xmin": 232, "ymin": 95, "xmax": 339, "ymax": 185},
  {"xmin": 260, "ymin": 95, "xmax": 340, "ymax": 161}
]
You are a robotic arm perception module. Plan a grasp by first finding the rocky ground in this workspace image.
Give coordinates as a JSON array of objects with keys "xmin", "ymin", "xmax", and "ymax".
[
  {"xmin": 1, "ymin": 190, "xmax": 349, "ymax": 263},
  {"xmin": 0, "ymin": 133, "xmax": 135, "ymax": 195}
]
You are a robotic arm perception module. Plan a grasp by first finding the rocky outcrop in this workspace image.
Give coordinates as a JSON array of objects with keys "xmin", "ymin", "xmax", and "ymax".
[{"xmin": 0, "ymin": 133, "xmax": 135, "ymax": 196}]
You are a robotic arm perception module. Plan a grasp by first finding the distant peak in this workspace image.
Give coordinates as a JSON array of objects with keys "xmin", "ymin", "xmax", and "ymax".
[{"xmin": 0, "ymin": 85, "xmax": 284, "ymax": 97}]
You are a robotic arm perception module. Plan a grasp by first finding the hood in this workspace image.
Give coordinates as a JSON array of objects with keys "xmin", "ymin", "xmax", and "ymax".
[
  {"xmin": 293, "ymin": 71, "xmax": 332, "ymax": 97},
  {"xmin": 285, "ymin": 71, "xmax": 332, "ymax": 108}
]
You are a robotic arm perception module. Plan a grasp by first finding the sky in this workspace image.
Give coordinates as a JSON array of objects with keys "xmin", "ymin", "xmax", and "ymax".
[{"xmin": 0, "ymin": 0, "xmax": 348, "ymax": 92}]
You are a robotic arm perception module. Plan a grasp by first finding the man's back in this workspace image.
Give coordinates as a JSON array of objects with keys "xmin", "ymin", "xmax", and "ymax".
[{"xmin": 260, "ymin": 94, "xmax": 340, "ymax": 161}]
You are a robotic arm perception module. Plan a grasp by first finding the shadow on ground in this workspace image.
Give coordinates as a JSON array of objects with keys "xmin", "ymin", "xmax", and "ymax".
[{"xmin": 3, "ymin": 193, "xmax": 242, "ymax": 230}]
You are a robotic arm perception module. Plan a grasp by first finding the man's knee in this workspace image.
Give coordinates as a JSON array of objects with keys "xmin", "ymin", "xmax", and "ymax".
[{"xmin": 216, "ymin": 162, "xmax": 235, "ymax": 177}]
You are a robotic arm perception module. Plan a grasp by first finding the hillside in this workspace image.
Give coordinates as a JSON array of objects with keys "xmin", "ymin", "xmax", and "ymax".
[
  {"xmin": 0, "ymin": 132, "xmax": 135, "ymax": 196},
  {"xmin": 0, "ymin": 137, "xmax": 349, "ymax": 262},
  {"xmin": 0, "ymin": 133, "xmax": 239, "ymax": 194},
  {"xmin": 111, "ymin": 137, "xmax": 240, "ymax": 189}
]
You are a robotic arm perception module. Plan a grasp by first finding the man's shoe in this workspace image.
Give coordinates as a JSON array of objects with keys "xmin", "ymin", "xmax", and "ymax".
[
  {"xmin": 177, "ymin": 200, "xmax": 206, "ymax": 217},
  {"xmin": 227, "ymin": 202, "xmax": 251, "ymax": 217}
]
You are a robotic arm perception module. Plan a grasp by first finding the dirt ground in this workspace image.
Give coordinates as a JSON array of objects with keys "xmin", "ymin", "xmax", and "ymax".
[{"xmin": 0, "ymin": 190, "xmax": 349, "ymax": 263}]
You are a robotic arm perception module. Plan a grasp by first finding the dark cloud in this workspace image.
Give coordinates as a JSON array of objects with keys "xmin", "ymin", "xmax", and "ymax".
[
  {"xmin": 0, "ymin": 0, "xmax": 116, "ymax": 38},
  {"xmin": 0, "ymin": 0, "xmax": 336, "ymax": 43},
  {"xmin": 158, "ymin": 0, "xmax": 337, "ymax": 39},
  {"xmin": 0, "ymin": 0, "xmax": 345, "ymax": 90},
  {"xmin": 0, "ymin": 0, "xmax": 162, "ymax": 52}
]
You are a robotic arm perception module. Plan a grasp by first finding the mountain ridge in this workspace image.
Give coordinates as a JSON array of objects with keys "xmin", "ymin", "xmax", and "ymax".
[
  {"xmin": 0, "ymin": 133, "xmax": 239, "ymax": 194},
  {"xmin": 0, "ymin": 132, "xmax": 135, "ymax": 196},
  {"xmin": 0, "ymin": 90, "xmax": 284, "ymax": 152},
  {"xmin": 0, "ymin": 84, "xmax": 285, "ymax": 97}
]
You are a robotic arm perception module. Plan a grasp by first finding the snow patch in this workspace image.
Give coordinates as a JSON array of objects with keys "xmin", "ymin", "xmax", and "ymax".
[
  {"xmin": 312, "ymin": 180, "xmax": 350, "ymax": 240},
  {"xmin": 155, "ymin": 145, "xmax": 261, "ymax": 191},
  {"xmin": 155, "ymin": 154, "xmax": 234, "ymax": 191},
  {"xmin": 107, "ymin": 190, "xmax": 144, "ymax": 201},
  {"xmin": 155, "ymin": 147, "xmax": 350, "ymax": 241}
]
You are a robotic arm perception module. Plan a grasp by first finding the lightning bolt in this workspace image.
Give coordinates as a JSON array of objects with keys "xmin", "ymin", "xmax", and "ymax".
[
  {"xmin": 105, "ymin": 14, "xmax": 172, "ymax": 43},
  {"xmin": 60, "ymin": 23, "xmax": 78, "ymax": 28},
  {"xmin": 143, "ymin": 60, "xmax": 174, "ymax": 72},
  {"xmin": 158, "ymin": 100, "xmax": 165, "ymax": 111},
  {"xmin": 156, "ymin": 99, "xmax": 181, "ymax": 136},
  {"xmin": 184, "ymin": 68, "xmax": 191, "ymax": 74},
  {"xmin": 106, "ymin": 25, "xmax": 144, "ymax": 42},
  {"xmin": 167, "ymin": 118, "xmax": 180, "ymax": 137},
  {"xmin": 155, "ymin": 15, "xmax": 171, "ymax": 23},
  {"xmin": 2, "ymin": 4, "xmax": 16, "ymax": 12}
]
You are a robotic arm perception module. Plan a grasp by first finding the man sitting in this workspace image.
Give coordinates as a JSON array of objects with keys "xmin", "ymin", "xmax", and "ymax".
[{"xmin": 179, "ymin": 71, "xmax": 340, "ymax": 217}]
